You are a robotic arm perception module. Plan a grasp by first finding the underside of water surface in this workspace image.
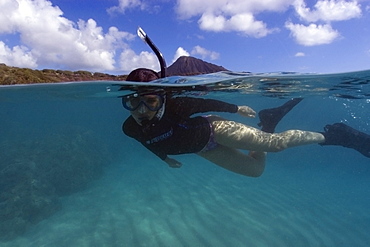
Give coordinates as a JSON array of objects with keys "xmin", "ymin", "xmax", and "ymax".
[{"xmin": 1, "ymin": 71, "xmax": 369, "ymax": 246}]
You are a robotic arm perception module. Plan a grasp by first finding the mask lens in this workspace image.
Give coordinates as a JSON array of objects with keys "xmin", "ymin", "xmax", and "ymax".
[
  {"xmin": 122, "ymin": 93, "xmax": 140, "ymax": 110},
  {"xmin": 142, "ymin": 95, "xmax": 162, "ymax": 111},
  {"xmin": 122, "ymin": 93, "xmax": 164, "ymax": 111}
]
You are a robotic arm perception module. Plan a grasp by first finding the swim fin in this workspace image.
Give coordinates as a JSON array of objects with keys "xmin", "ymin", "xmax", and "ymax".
[
  {"xmin": 258, "ymin": 98, "xmax": 303, "ymax": 133},
  {"xmin": 320, "ymin": 123, "xmax": 370, "ymax": 158}
]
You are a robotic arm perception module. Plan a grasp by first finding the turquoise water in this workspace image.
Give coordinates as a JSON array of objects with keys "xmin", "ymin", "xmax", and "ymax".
[{"xmin": 1, "ymin": 72, "xmax": 370, "ymax": 246}]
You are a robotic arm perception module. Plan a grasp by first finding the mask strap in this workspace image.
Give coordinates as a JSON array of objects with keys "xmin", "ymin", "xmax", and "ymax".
[{"xmin": 155, "ymin": 95, "xmax": 166, "ymax": 120}]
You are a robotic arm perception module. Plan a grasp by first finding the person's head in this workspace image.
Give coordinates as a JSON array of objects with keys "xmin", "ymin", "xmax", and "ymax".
[
  {"xmin": 126, "ymin": 68, "xmax": 160, "ymax": 82},
  {"xmin": 123, "ymin": 68, "xmax": 164, "ymax": 125}
]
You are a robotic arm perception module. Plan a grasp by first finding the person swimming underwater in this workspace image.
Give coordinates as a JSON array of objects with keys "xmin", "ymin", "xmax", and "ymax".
[{"xmin": 121, "ymin": 68, "xmax": 370, "ymax": 177}]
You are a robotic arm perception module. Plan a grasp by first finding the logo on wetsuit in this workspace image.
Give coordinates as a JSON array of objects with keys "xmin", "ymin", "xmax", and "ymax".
[{"xmin": 146, "ymin": 128, "xmax": 173, "ymax": 144}]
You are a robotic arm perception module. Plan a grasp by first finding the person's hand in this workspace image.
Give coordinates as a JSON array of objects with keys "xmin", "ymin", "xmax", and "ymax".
[
  {"xmin": 237, "ymin": 106, "xmax": 256, "ymax": 118},
  {"xmin": 164, "ymin": 157, "xmax": 182, "ymax": 168}
]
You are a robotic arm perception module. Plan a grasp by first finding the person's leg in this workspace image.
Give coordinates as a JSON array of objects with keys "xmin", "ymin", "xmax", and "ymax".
[
  {"xmin": 208, "ymin": 116, "xmax": 324, "ymax": 152},
  {"xmin": 198, "ymin": 145, "xmax": 266, "ymax": 177},
  {"xmin": 257, "ymin": 99, "xmax": 370, "ymax": 158}
]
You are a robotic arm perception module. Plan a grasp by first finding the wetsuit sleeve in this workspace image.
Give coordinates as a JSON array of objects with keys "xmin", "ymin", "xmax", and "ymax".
[
  {"xmin": 170, "ymin": 97, "xmax": 238, "ymax": 116},
  {"xmin": 123, "ymin": 117, "xmax": 168, "ymax": 161}
]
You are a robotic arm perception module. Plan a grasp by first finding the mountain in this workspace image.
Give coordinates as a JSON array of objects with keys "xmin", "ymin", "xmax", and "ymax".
[{"xmin": 165, "ymin": 56, "xmax": 228, "ymax": 76}]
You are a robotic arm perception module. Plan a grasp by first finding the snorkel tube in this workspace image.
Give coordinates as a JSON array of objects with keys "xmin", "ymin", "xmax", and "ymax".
[{"xmin": 137, "ymin": 27, "xmax": 167, "ymax": 78}]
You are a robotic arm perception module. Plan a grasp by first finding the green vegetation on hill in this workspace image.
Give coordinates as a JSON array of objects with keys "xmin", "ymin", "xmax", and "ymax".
[{"xmin": 0, "ymin": 63, "xmax": 127, "ymax": 85}]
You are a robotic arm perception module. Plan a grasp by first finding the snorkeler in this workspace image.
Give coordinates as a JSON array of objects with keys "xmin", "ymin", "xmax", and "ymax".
[{"xmin": 121, "ymin": 68, "xmax": 370, "ymax": 177}]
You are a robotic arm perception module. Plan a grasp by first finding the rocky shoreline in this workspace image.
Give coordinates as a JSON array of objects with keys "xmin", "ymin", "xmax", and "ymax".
[{"xmin": 0, "ymin": 63, "xmax": 127, "ymax": 85}]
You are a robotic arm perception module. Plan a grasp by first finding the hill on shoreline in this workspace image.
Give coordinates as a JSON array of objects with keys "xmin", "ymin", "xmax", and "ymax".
[
  {"xmin": 0, "ymin": 63, "xmax": 126, "ymax": 85},
  {"xmin": 166, "ymin": 56, "xmax": 228, "ymax": 76},
  {"xmin": 0, "ymin": 56, "xmax": 229, "ymax": 85}
]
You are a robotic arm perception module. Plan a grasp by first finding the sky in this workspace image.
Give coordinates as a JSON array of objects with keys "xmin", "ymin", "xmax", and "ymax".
[{"xmin": 0, "ymin": 0, "xmax": 370, "ymax": 74}]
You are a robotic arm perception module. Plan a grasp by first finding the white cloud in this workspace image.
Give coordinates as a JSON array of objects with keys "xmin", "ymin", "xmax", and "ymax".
[
  {"xmin": 107, "ymin": 0, "xmax": 146, "ymax": 15},
  {"xmin": 175, "ymin": 0, "xmax": 362, "ymax": 45},
  {"xmin": 172, "ymin": 47, "xmax": 190, "ymax": 63},
  {"xmin": 0, "ymin": 0, "xmax": 136, "ymax": 71},
  {"xmin": 293, "ymin": 0, "xmax": 362, "ymax": 22},
  {"xmin": 119, "ymin": 49, "xmax": 159, "ymax": 72},
  {"xmin": 0, "ymin": 41, "xmax": 37, "ymax": 68},
  {"xmin": 0, "ymin": 0, "xmax": 19, "ymax": 33},
  {"xmin": 286, "ymin": 0, "xmax": 361, "ymax": 46},
  {"xmin": 198, "ymin": 12, "xmax": 275, "ymax": 37},
  {"xmin": 191, "ymin": 45, "xmax": 219, "ymax": 60},
  {"xmin": 285, "ymin": 22, "xmax": 340, "ymax": 46},
  {"xmin": 176, "ymin": 0, "xmax": 293, "ymax": 19},
  {"xmin": 295, "ymin": 52, "xmax": 305, "ymax": 57},
  {"xmin": 176, "ymin": 0, "xmax": 290, "ymax": 37}
]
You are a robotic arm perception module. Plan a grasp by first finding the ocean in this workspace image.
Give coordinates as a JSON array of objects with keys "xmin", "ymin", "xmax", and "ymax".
[{"xmin": 1, "ymin": 71, "xmax": 369, "ymax": 246}]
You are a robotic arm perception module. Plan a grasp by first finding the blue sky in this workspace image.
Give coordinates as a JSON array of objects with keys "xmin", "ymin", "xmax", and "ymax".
[{"xmin": 0, "ymin": 0, "xmax": 369, "ymax": 74}]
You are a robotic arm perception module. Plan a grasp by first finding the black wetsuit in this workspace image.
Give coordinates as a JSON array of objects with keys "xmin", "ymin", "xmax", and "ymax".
[{"xmin": 123, "ymin": 97, "xmax": 238, "ymax": 160}]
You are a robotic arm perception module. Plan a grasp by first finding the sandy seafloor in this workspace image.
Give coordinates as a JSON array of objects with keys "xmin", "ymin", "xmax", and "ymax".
[{"xmin": 1, "ymin": 81, "xmax": 370, "ymax": 247}]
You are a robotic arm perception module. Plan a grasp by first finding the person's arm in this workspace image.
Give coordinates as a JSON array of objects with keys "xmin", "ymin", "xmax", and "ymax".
[
  {"xmin": 171, "ymin": 97, "xmax": 255, "ymax": 118},
  {"xmin": 143, "ymin": 147, "xmax": 182, "ymax": 168},
  {"xmin": 123, "ymin": 117, "xmax": 182, "ymax": 168},
  {"xmin": 172, "ymin": 97, "xmax": 237, "ymax": 114}
]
